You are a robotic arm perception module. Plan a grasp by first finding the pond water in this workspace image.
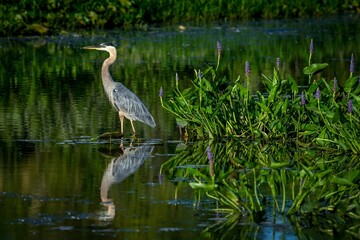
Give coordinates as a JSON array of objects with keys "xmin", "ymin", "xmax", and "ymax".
[{"xmin": 0, "ymin": 15, "xmax": 360, "ymax": 239}]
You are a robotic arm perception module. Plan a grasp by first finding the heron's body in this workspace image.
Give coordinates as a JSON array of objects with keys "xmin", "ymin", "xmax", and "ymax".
[{"xmin": 84, "ymin": 43, "xmax": 155, "ymax": 135}]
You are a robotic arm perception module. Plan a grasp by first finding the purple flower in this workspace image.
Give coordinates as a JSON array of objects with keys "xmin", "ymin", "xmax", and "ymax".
[
  {"xmin": 276, "ymin": 57, "xmax": 281, "ymax": 70},
  {"xmin": 350, "ymin": 53, "xmax": 355, "ymax": 74},
  {"xmin": 206, "ymin": 145, "xmax": 214, "ymax": 177},
  {"xmin": 348, "ymin": 99, "xmax": 353, "ymax": 113},
  {"xmin": 301, "ymin": 91, "xmax": 306, "ymax": 105},
  {"xmin": 159, "ymin": 87, "xmax": 163, "ymax": 98},
  {"xmin": 309, "ymin": 39, "xmax": 314, "ymax": 55},
  {"xmin": 333, "ymin": 77, "xmax": 337, "ymax": 92},
  {"xmin": 315, "ymin": 88, "xmax": 320, "ymax": 100},
  {"xmin": 245, "ymin": 61, "xmax": 250, "ymax": 77},
  {"xmin": 198, "ymin": 69, "xmax": 202, "ymax": 79},
  {"xmin": 206, "ymin": 146, "xmax": 213, "ymax": 162},
  {"xmin": 217, "ymin": 41, "xmax": 222, "ymax": 55}
]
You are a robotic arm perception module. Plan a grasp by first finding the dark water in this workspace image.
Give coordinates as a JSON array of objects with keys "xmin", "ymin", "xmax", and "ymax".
[{"xmin": 1, "ymin": 15, "xmax": 360, "ymax": 239}]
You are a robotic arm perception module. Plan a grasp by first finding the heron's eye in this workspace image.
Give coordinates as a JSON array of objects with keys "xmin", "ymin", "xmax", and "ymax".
[{"xmin": 113, "ymin": 89, "xmax": 117, "ymax": 92}]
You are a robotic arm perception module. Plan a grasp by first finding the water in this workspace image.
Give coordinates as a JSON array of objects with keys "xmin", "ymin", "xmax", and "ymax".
[{"xmin": 1, "ymin": 15, "xmax": 360, "ymax": 239}]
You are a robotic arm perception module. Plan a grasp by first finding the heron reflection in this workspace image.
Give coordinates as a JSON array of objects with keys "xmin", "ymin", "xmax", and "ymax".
[{"xmin": 99, "ymin": 144, "xmax": 154, "ymax": 220}]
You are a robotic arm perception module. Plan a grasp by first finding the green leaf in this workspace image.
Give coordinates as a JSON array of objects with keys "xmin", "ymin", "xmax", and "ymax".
[
  {"xmin": 256, "ymin": 102, "xmax": 271, "ymax": 113},
  {"xmin": 332, "ymin": 108, "xmax": 342, "ymax": 122},
  {"xmin": 330, "ymin": 176, "xmax": 354, "ymax": 186},
  {"xmin": 274, "ymin": 101, "xmax": 283, "ymax": 116},
  {"xmin": 303, "ymin": 63, "xmax": 329, "ymax": 75},
  {"xmin": 343, "ymin": 169, "xmax": 360, "ymax": 183},
  {"xmin": 288, "ymin": 76, "xmax": 299, "ymax": 95},
  {"xmin": 344, "ymin": 76, "xmax": 359, "ymax": 93},
  {"xmin": 270, "ymin": 162, "xmax": 289, "ymax": 168},
  {"xmin": 189, "ymin": 182, "xmax": 216, "ymax": 190},
  {"xmin": 268, "ymin": 83, "xmax": 278, "ymax": 103},
  {"xmin": 281, "ymin": 98, "xmax": 289, "ymax": 114}
]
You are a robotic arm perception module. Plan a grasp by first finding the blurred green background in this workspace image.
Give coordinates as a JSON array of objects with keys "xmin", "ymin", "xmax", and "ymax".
[{"xmin": 1, "ymin": 0, "xmax": 359, "ymax": 36}]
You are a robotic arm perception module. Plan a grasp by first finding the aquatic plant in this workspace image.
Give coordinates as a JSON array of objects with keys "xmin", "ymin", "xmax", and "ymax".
[
  {"xmin": 160, "ymin": 40, "xmax": 360, "ymax": 153},
  {"xmin": 159, "ymin": 38, "xmax": 360, "ymax": 239}
]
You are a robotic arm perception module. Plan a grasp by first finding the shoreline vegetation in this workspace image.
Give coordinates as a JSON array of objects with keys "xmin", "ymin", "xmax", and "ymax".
[
  {"xmin": 160, "ymin": 39, "xmax": 360, "ymax": 153},
  {"xmin": 159, "ymin": 39, "xmax": 360, "ymax": 237},
  {"xmin": 1, "ymin": 0, "xmax": 359, "ymax": 37}
]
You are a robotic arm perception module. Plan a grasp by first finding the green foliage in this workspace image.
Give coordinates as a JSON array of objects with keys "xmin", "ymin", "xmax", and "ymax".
[
  {"xmin": 160, "ymin": 39, "xmax": 360, "ymax": 237},
  {"xmin": 161, "ymin": 40, "xmax": 360, "ymax": 153},
  {"xmin": 1, "ymin": 0, "xmax": 360, "ymax": 36},
  {"xmin": 160, "ymin": 141, "xmax": 360, "ymax": 237}
]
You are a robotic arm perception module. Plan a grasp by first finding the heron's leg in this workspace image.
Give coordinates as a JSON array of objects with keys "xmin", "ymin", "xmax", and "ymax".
[
  {"xmin": 119, "ymin": 111, "xmax": 124, "ymax": 137},
  {"xmin": 130, "ymin": 120, "xmax": 136, "ymax": 135}
]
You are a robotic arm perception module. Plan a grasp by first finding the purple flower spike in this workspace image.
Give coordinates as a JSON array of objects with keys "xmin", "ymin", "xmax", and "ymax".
[
  {"xmin": 198, "ymin": 69, "xmax": 202, "ymax": 79},
  {"xmin": 350, "ymin": 53, "xmax": 355, "ymax": 74},
  {"xmin": 245, "ymin": 61, "xmax": 250, "ymax": 77},
  {"xmin": 276, "ymin": 57, "xmax": 281, "ymax": 70},
  {"xmin": 159, "ymin": 174, "xmax": 163, "ymax": 184},
  {"xmin": 333, "ymin": 77, "xmax": 337, "ymax": 92},
  {"xmin": 206, "ymin": 146, "xmax": 213, "ymax": 162},
  {"xmin": 207, "ymin": 146, "xmax": 214, "ymax": 177},
  {"xmin": 217, "ymin": 41, "xmax": 222, "ymax": 55},
  {"xmin": 309, "ymin": 39, "xmax": 314, "ymax": 54},
  {"xmin": 315, "ymin": 88, "xmax": 321, "ymax": 100},
  {"xmin": 159, "ymin": 87, "xmax": 163, "ymax": 98},
  {"xmin": 348, "ymin": 99, "xmax": 353, "ymax": 113},
  {"xmin": 301, "ymin": 91, "xmax": 306, "ymax": 105}
]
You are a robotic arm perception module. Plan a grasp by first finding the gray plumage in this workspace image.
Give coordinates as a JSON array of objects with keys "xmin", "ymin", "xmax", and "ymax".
[
  {"xmin": 99, "ymin": 144, "xmax": 154, "ymax": 220},
  {"xmin": 84, "ymin": 43, "xmax": 156, "ymax": 135}
]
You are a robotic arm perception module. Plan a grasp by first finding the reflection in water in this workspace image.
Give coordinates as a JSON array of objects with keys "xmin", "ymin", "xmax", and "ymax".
[
  {"xmin": 161, "ymin": 141, "xmax": 360, "ymax": 238},
  {"xmin": 99, "ymin": 144, "xmax": 154, "ymax": 220}
]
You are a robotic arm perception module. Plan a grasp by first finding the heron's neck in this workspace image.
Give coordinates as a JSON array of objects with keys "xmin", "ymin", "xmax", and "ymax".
[{"xmin": 101, "ymin": 54, "xmax": 117, "ymax": 85}]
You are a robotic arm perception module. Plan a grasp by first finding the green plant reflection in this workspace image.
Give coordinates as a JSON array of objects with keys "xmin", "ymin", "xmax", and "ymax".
[{"xmin": 161, "ymin": 141, "xmax": 360, "ymax": 238}]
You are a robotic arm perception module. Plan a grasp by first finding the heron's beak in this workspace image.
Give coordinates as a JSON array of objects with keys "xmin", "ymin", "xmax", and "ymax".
[{"xmin": 83, "ymin": 46, "xmax": 100, "ymax": 50}]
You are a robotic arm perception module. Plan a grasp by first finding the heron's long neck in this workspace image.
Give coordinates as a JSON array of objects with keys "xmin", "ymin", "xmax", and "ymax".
[{"xmin": 101, "ymin": 52, "xmax": 117, "ymax": 87}]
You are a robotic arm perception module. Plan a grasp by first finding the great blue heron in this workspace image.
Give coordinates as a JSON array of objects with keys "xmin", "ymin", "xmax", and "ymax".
[{"xmin": 83, "ymin": 43, "xmax": 156, "ymax": 136}]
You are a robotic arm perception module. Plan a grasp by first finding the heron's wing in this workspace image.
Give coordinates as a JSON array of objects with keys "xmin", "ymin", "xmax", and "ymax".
[
  {"xmin": 111, "ymin": 83, "xmax": 156, "ymax": 128},
  {"xmin": 100, "ymin": 145, "xmax": 154, "ymax": 198}
]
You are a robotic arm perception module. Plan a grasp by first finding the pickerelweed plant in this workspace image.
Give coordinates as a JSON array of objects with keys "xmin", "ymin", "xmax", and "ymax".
[{"xmin": 160, "ymin": 40, "xmax": 360, "ymax": 153}]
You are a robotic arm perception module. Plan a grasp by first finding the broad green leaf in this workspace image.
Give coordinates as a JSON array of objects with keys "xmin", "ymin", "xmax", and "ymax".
[
  {"xmin": 330, "ymin": 176, "xmax": 354, "ymax": 186},
  {"xmin": 343, "ymin": 169, "xmax": 360, "ymax": 183},
  {"xmin": 344, "ymin": 76, "xmax": 359, "ymax": 93},
  {"xmin": 303, "ymin": 63, "xmax": 329, "ymax": 75}
]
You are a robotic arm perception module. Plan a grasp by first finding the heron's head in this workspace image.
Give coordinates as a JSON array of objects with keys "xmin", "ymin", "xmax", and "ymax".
[{"xmin": 83, "ymin": 43, "xmax": 116, "ymax": 54}]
